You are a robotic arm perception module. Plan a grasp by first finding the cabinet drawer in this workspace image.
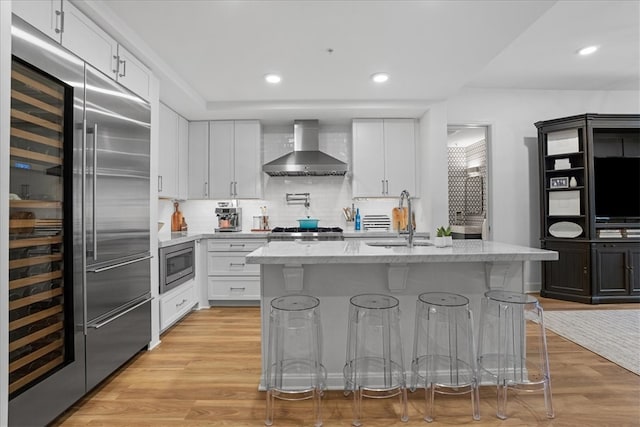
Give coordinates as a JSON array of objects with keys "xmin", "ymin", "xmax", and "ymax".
[
  {"xmin": 207, "ymin": 239, "xmax": 264, "ymax": 252},
  {"xmin": 207, "ymin": 253, "xmax": 259, "ymax": 275},
  {"xmin": 208, "ymin": 277, "xmax": 260, "ymax": 300},
  {"xmin": 160, "ymin": 281, "xmax": 197, "ymax": 331}
]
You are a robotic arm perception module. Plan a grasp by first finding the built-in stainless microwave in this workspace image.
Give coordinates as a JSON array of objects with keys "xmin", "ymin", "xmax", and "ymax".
[{"xmin": 159, "ymin": 240, "xmax": 195, "ymax": 293}]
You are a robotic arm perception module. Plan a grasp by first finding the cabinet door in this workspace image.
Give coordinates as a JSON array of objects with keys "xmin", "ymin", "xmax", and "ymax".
[
  {"xmin": 177, "ymin": 116, "xmax": 189, "ymax": 200},
  {"xmin": 61, "ymin": 0, "xmax": 118, "ymax": 79},
  {"xmin": 209, "ymin": 121, "xmax": 235, "ymax": 198},
  {"xmin": 352, "ymin": 119, "xmax": 385, "ymax": 197},
  {"xmin": 188, "ymin": 121, "xmax": 209, "ymax": 199},
  {"xmin": 630, "ymin": 245, "xmax": 640, "ymax": 295},
  {"xmin": 158, "ymin": 103, "xmax": 178, "ymax": 198},
  {"xmin": 542, "ymin": 241, "xmax": 590, "ymax": 297},
  {"xmin": 12, "ymin": 0, "xmax": 62, "ymax": 42},
  {"xmin": 594, "ymin": 243, "xmax": 628, "ymax": 296},
  {"xmin": 234, "ymin": 120, "xmax": 262, "ymax": 199},
  {"xmin": 384, "ymin": 119, "xmax": 416, "ymax": 196},
  {"xmin": 115, "ymin": 45, "xmax": 150, "ymax": 100}
]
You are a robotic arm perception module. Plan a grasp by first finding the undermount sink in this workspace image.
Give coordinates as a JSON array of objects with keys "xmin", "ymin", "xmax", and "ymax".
[{"xmin": 365, "ymin": 240, "xmax": 433, "ymax": 247}]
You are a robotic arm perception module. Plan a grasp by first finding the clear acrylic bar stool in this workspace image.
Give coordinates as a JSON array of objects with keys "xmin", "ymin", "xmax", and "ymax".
[
  {"xmin": 477, "ymin": 290, "xmax": 554, "ymax": 420},
  {"xmin": 343, "ymin": 293, "xmax": 408, "ymax": 426},
  {"xmin": 410, "ymin": 292, "xmax": 480, "ymax": 422},
  {"xmin": 265, "ymin": 294, "xmax": 325, "ymax": 427}
]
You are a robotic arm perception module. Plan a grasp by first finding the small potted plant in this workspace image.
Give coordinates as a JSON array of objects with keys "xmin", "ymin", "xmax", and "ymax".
[{"xmin": 435, "ymin": 226, "xmax": 453, "ymax": 247}]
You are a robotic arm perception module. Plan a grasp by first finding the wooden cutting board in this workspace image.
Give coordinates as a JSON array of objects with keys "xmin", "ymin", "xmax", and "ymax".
[{"xmin": 392, "ymin": 207, "xmax": 408, "ymax": 230}]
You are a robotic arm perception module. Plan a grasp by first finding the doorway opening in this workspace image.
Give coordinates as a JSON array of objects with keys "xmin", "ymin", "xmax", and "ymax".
[{"xmin": 447, "ymin": 125, "xmax": 490, "ymax": 239}]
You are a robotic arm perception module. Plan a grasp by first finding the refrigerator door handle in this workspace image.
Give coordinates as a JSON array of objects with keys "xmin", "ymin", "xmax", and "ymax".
[
  {"xmin": 92, "ymin": 123, "xmax": 98, "ymax": 261},
  {"xmin": 87, "ymin": 296, "xmax": 153, "ymax": 329},
  {"xmin": 87, "ymin": 254, "xmax": 153, "ymax": 273}
]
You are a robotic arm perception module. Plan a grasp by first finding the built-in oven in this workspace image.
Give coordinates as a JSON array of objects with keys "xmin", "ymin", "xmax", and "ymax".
[{"xmin": 159, "ymin": 240, "xmax": 195, "ymax": 294}]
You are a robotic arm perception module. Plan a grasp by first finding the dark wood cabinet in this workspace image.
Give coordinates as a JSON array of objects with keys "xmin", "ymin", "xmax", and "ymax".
[{"xmin": 536, "ymin": 114, "xmax": 640, "ymax": 304}]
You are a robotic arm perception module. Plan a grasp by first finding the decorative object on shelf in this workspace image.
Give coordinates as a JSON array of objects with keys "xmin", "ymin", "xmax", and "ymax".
[
  {"xmin": 569, "ymin": 177, "xmax": 578, "ymax": 188},
  {"xmin": 549, "ymin": 221, "xmax": 583, "ymax": 238},
  {"xmin": 548, "ymin": 191, "xmax": 580, "ymax": 216},
  {"xmin": 435, "ymin": 226, "xmax": 453, "ymax": 247},
  {"xmin": 547, "ymin": 129, "xmax": 579, "ymax": 155},
  {"xmin": 553, "ymin": 158, "xmax": 571, "ymax": 170},
  {"xmin": 550, "ymin": 177, "xmax": 569, "ymax": 189}
]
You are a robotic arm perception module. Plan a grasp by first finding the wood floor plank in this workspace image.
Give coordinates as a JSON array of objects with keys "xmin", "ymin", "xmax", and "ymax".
[{"xmin": 51, "ymin": 299, "xmax": 640, "ymax": 426}]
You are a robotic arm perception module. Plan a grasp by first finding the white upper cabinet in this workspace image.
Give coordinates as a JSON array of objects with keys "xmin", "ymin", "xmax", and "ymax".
[
  {"xmin": 209, "ymin": 120, "xmax": 262, "ymax": 199},
  {"xmin": 13, "ymin": 0, "xmax": 151, "ymax": 100},
  {"xmin": 352, "ymin": 118, "xmax": 416, "ymax": 198},
  {"xmin": 115, "ymin": 45, "xmax": 150, "ymax": 100},
  {"xmin": 12, "ymin": 0, "xmax": 63, "ymax": 42},
  {"xmin": 61, "ymin": 0, "xmax": 118, "ymax": 80},
  {"xmin": 188, "ymin": 122, "xmax": 210, "ymax": 199},
  {"xmin": 158, "ymin": 103, "xmax": 188, "ymax": 200}
]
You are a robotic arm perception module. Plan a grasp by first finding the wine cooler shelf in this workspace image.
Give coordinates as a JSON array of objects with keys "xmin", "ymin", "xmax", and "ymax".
[{"xmin": 8, "ymin": 61, "xmax": 67, "ymax": 397}]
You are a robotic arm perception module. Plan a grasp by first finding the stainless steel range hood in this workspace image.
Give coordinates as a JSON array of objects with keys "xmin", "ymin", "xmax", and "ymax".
[{"xmin": 263, "ymin": 120, "xmax": 348, "ymax": 176}]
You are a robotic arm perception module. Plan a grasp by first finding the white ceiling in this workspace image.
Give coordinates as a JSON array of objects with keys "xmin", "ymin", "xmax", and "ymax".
[{"xmin": 80, "ymin": 0, "xmax": 640, "ymax": 123}]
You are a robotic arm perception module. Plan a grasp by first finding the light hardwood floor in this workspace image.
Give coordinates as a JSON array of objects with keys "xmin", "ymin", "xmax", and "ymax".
[{"xmin": 52, "ymin": 296, "xmax": 640, "ymax": 426}]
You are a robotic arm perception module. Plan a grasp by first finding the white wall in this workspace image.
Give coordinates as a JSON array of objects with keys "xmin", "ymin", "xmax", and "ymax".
[{"xmin": 446, "ymin": 87, "xmax": 640, "ymax": 290}]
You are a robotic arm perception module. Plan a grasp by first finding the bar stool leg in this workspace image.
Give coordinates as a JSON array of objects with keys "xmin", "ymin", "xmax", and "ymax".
[{"xmin": 538, "ymin": 306, "xmax": 554, "ymax": 419}]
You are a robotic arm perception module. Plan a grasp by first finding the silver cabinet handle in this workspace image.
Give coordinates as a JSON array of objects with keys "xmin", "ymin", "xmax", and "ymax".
[
  {"xmin": 234, "ymin": 181, "xmax": 238, "ymax": 197},
  {"xmin": 176, "ymin": 298, "xmax": 188, "ymax": 308},
  {"xmin": 87, "ymin": 297, "xmax": 153, "ymax": 329},
  {"xmin": 230, "ymin": 181, "xmax": 234, "ymax": 197},
  {"xmin": 381, "ymin": 180, "xmax": 385, "ymax": 195},
  {"xmin": 87, "ymin": 254, "xmax": 153, "ymax": 273},
  {"xmin": 229, "ymin": 262, "xmax": 245, "ymax": 267},
  {"xmin": 118, "ymin": 59, "xmax": 126, "ymax": 78},
  {"xmin": 385, "ymin": 180, "xmax": 389, "ymax": 195},
  {"xmin": 112, "ymin": 55, "xmax": 119, "ymax": 74},
  {"xmin": 204, "ymin": 182, "xmax": 208, "ymax": 198},
  {"xmin": 158, "ymin": 176, "xmax": 163, "ymax": 192},
  {"xmin": 55, "ymin": 10, "xmax": 63, "ymax": 34},
  {"xmin": 229, "ymin": 243, "xmax": 245, "ymax": 248},
  {"xmin": 230, "ymin": 286, "xmax": 246, "ymax": 291}
]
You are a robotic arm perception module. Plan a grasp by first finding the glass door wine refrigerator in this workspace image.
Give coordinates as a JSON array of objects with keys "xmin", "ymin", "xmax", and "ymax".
[{"xmin": 8, "ymin": 16, "xmax": 152, "ymax": 425}]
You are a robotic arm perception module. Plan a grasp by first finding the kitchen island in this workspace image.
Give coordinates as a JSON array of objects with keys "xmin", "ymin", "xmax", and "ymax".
[{"xmin": 246, "ymin": 239, "xmax": 558, "ymax": 389}]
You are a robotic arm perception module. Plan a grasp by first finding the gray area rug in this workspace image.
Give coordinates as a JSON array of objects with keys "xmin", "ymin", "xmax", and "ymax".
[{"xmin": 543, "ymin": 309, "xmax": 640, "ymax": 375}]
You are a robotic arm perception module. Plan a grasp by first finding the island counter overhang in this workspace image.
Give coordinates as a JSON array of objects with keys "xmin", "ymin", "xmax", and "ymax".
[{"xmin": 246, "ymin": 240, "xmax": 558, "ymax": 390}]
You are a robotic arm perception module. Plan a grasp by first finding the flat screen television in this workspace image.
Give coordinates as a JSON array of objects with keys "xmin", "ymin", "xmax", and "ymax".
[{"xmin": 594, "ymin": 157, "xmax": 640, "ymax": 221}]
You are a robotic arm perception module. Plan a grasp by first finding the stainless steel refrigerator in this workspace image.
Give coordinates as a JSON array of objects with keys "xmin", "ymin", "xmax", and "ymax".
[{"xmin": 9, "ymin": 16, "xmax": 152, "ymax": 426}]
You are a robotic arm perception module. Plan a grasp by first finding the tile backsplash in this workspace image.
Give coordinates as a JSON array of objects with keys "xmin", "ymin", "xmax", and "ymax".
[{"xmin": 158, "ymin": 123, "xmax": 400, "ymax": 234}]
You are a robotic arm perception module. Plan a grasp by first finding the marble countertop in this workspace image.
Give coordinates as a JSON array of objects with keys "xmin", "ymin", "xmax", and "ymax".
[
  {"xmin": 245, "ymin": 240, "xmax": 558, "ymax": 264},
  {"xmin": 158, "ymin": 231, "xmax": 270, "ymax": 247},
  {"xmin": 158, "ymin": 229, "xmax": 424, "ymax": 248}
]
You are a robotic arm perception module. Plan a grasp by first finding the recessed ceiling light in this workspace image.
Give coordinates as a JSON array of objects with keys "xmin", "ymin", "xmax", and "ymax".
[
  {"xmin": 578, "ymin": 45, "xmax": 598, "ymax": 56},
  {"xmin": 264, "ymin": 74, "xmax": 281, "ymax": 84},
  {"xmin": 371, "ymin": 72, "xmax": 389, "ymax": 83}
]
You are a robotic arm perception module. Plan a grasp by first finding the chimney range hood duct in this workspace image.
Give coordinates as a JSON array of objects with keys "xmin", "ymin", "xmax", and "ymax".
[{"xmin": 263, "ymin": 120, "xmax": 348, "ymax": 176}]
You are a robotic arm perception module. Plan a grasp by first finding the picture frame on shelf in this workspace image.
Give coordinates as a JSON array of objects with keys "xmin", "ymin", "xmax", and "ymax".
[{"xmin": 550, "ymin": 177, "xmax": 569, "ymax": 189}]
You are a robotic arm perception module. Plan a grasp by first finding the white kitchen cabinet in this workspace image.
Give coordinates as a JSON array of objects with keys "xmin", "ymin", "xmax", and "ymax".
[
  {"xmin": 158, "ymin": 103, "xmax": 188, "ymax": 199},
  {"xmin": 12, "ymin": 0, "xmax": 62, "ymax": 42},
  {"xmin": 209, "ymin": 120, "xmax": 262, "ymax": 199},
  {"xmin": 352, "ymin": 118, "xmax": 416, "ymax": 198},
  {"xmin": 188, "ymin": 121, "xmax": 209, "ymax": 199},
  {"xmin": 115, "ymin": 44, "xmax": 150, "ymax": 100},
  {"xmin": 159, "ymin": 279, "xmax": 197, "ymax": 332},
  {"xmin": 14, "ymin": 0, "xmax": 151, "ymax": 100},
  {"xmin": 61, "ymin": 0, "xmax": 118, "ymax": 80},
  {"xmin": 207, "ymin": 239, "xmax": 265, "ymax": 303}
]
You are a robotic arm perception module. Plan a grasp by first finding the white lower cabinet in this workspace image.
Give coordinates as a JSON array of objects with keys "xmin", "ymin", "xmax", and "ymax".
[
  {"xmin": 207, "ymin": 239, "xmax": 264, "ymax": 303},
  {"xmin": 159, "ymin": 280, "xmax": 197, "ymax": 332}
]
